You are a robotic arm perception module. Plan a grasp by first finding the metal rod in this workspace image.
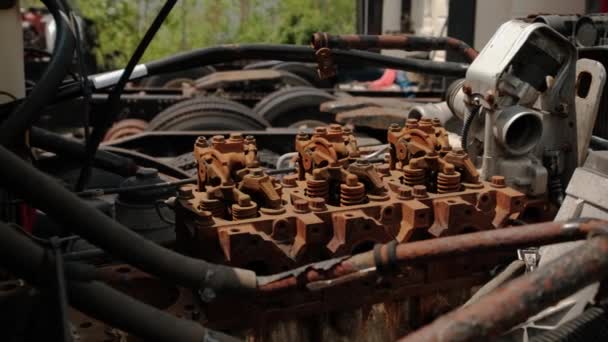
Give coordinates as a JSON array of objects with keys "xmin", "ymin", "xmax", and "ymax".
[{"xmin": 399, "ymin": 233, "xmax": 608, "ymax": 341}]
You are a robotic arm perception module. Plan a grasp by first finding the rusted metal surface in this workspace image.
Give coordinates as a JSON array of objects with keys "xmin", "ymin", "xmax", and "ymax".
[
  {"xmin": 170, "ymin": 120, "xmax": 536, "ymax": 328},
  {"xmin": 399, "ymin": 232, "xmax": 608, "ymax": 342},
  {"xmin": 311, "ymin": 33, "xmax": 479, "ymax": 62},
  {"xmin": 102, "ymin": 119, "xmax": 148, "ymax": 142},
  {"xmin": 175, "ymin": 120, "xmax": 526, "ymax": 275}
]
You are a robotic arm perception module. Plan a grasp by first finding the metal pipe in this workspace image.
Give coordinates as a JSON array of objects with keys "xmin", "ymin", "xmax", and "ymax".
[
  {"xmin": 311, "ymin": 33, "xmax": 479, "ymax": 62},
  {"xmin": 399, "ymin": 232, "xmax": 608, "ymax": 342},
  {"xmin": 258, "ymin": 219, "xmax": 607, "ymax": 292}
]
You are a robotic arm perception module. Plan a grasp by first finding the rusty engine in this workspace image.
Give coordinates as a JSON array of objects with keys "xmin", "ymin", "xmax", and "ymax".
[{"xmin": 3, "ymin": 1, "xmax": 608, "ymax": 341}]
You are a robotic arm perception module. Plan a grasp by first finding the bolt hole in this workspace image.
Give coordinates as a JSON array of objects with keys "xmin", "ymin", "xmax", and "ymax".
[
  {"xmin": 230, "ymin": 228, "xmax": 240, "ymax": 233},
  {"xmin": 418, "ymin": 213, "xmax": 426, "ymax": 219},
  {"xmin": 345, "ymin": 213, "xmax": 354, "ymax": 218},
  {"xmin": 514, "ymin": 200, "xmax": 522, "ymax": 206},
  {"xmin": 480, "ymin": 195, "xmax": 488, "ymax": 202},
  {"xmin": 447, "ymin": 200, "xmax": 456, "ymax": 204},
  {"xmin": 311, "ymin": 227, "xmax": 320, "ymax": 234},
  {"xmin": 383, "ymin": 207, "xmax": 393, "ymax": 217},
  {"xmin": 577, "ymin": 71, "xmax": 592, "ymax": 98}
]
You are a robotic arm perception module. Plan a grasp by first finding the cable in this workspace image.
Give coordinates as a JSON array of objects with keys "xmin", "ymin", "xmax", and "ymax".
[
  {"xmin": 29, "ymin": 127, "xmax": 138, "ymax": 177},
  {"xmin": 461, "ymin": 106, "xmax": 480, "ymax": 153},
  {"xmin": 0, "ymin": 0, "xmax": 76, "ymax": 146},
  {"xmin": 0, "ymin": 221, "xmax": 241, "ymax": 342},
  {"xmin": 75, "ymin": 177, "xmax": 196, "ymax": 198},
  {"xmin": 76, "ymin": 0, "xmax": 177, "ymax": 191},
  {"xmin": 0, "ymin": 143, "xmax": 256, "ymax": 291},
  {"xmin": 50, "ymin": 237, "xmax": 72, "ymax": 342}
]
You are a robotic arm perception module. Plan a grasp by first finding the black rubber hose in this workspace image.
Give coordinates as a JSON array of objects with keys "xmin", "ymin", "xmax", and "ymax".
[
  {"xmin": 0, "ymin": 222, "xmax": 240, "ymax": 342},
  {"xmin": 461, "ymin": 106, "xmax": 479, "ymax": 153},
  {"xmin": 0, "ymin": 144, "xmax": 257, "ymax": 292},
  {"xmin": 0, "ymin": 0, "xmax": 76, "ymax": 146},
  {"xmin": 146, "ymin": 44, "xmax": 469, "ymax": 78},
  {"xmin": 77, "ymin": 0, "xmax": 178, "ymax": 191},
  {"xmin": 530, "ymin": 307, "xmax": 608, "ymax": 342},
  {"xmin": 29, "ymin": 127, "xmax": 138, "ymax": 177}
]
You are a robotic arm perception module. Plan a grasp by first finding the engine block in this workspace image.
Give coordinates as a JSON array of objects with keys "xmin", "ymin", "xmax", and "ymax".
[{"xmin": 174, "ymin": 120, "xmax": 527, "ymax": 275}]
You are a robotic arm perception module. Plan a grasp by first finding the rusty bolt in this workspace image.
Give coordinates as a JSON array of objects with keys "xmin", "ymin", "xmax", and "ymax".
[
  {"xmin": 309, "ymin": 197, "xmax": 327, "ymax": 211},
  {"xmin": 444, "ymin": 165, "xmax": 455, "ymax": 175},
  {"xmin": 281, "ymin": 174, "xmax": 298, "ymax": 187},
  {"xmin": 211, "ymin": 135, "xmax": 225, "ymax": 144},
  {"xmin": 406, "ymin": 119, "xmax": 419, "ymax": 129},
  {"xmin": 329, "ymin": 123, "xmax": 342, "ymax": 132},
  {"xmin": 238, "ymin": 196, "xmax": 252, "ymax": 206},
  {"xmin": 389, "ymin": 123, "xmax": 401, "ymax": 132},
  {"xmin": 314, "ymin": 126, "xmax": 327, "ymax": 135},
  {"xmin": 195, "ymin": 136, "xmax": 208, "ymax": 148},
  {"xmin": 249, "ymin": 168, "xmax": 264, "ymax": 177},
  {"xmin": 431, "ymin": 118, "xmax": 441, "ymax": 127},
  {"xmin": 441, "ymin": 145, "xmax": 452, "ymax": 153},
  {"xmin": 342, "ymin": 127, "xmax": 352, "ymax": 134},
  {"xmin": 413, "ymin": 185, "xmax": 427, "ymax": 198},
  {"xmin": 346, "ymin": 174, "xmax": 359, "ymax": 186},
  {"xmin": 453, "ymin": 148, "xmax": 465, "ymax": 155},
  {"xmin": 293, "ymin": 199, "xmax": 310, "ymax": 213},
  {"xmin": 398, "ymin": 186, "xmax": 413, "ymax": 200},
  {"xmin": 178, "ymin": 185, "xmax": 194, "ymax": 199},
  {"xmin": 490, "ymin": 175, "xmax": 506, "ymax": 188},
  {"xmin": 244, "ymin": 135, "xmax": 256, "ymax": 144},
  {"xmin": 462, "ymin": 83, "xmax": 472, "ymax": 95},
  {"xmin": 229, "ymin": 133, "xmax": 243, "ymax": 141},
  {"xmin": 376, "ymin": 164, "xmax": 390, "ymax": 176}
]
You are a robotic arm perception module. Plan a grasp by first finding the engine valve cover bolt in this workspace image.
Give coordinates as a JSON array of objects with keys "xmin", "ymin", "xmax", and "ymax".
[
  {"xmin": 313, "ymin": 127, "xmax": 327, "ymax": 136},
  {"xmin": 491, "ymin": 175, "xmax": 506, "ymax": 188},
  {"xmin": 397, "ymin": 186, "xmax": 413, "ymax": 200},
  {"xmin": 413, "ymin": 185, "xmax": 428, "ymax": 198},
  {"xmin": 309, "ymin": 197, "xmax": 327, "ymax": 212},
  {"xmin": 178, "ymin": 185, "xmax": 194, "ymax": 200},
  {"xmin": 195, "ymin": 136, "xmax": 208, "ymax": 148},
  {"xmin": 405, "ymin": 119, "xmax": 418, "ymax": 129},
  {"xmin": 281, "ymin": 174, "xmax": 298, "ymax": 187},
  {"xmin": 211, "ymin": 135, "xmax": 225, "ymax": 144},
  {"xmin": 293, "ymin": 199, "xmax": 310, "ymax": 213},
  {"xmin": 389, "ymin": 123, "xmax": 401, "ymax": 132},
  {"xmin": 376, "ymin": 164, "xmax": 390, "ymax": 176}
]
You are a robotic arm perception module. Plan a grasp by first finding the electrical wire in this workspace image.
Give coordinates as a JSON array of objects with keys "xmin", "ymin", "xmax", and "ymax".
[{"xmin": 76, "ymin": 0, "xmax": 177, "ymax": 191}]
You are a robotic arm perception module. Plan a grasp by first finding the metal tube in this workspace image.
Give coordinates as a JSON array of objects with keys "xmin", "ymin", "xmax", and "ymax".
[
  {"xmin": 399, "ymin": 233, "xmax": 608, "ymax": 342},
  {"xmin": 311, "ymin": 33, "xmax": 479, "ymax": 62}
]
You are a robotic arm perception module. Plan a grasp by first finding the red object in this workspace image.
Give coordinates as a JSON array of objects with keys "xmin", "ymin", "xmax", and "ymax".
[{"xmin": 368, "ymin": 69, "xmax": 397, "ymax": 90}]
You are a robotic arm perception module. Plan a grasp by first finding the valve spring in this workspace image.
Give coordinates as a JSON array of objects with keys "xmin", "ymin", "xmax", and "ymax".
[
  {"xmin": 232, "ymin": 203, "xmax": 258, "ymax": 220},
  {"xmin": 199, "ymin": 199, "xmax": 225, "ymax": 218},
  {"xmin": 437, "ymin": 171, "xmax": 461, "ymax": 193},
  {"xmin": 340, "ymin": 182, "xmax": 366, "ymax": 206},
  {"xmin": 403, "ymin": 166, "xmax": 426, "ymax": 186},
  {"xmin": 306, "ymin": 178, "xmax": 329, "ymax": 199}
]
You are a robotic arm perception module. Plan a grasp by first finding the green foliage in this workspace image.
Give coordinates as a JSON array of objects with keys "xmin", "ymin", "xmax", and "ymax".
[{"xmin": 26, "ymin": 0, "xmax": 355, "ymax": 70}]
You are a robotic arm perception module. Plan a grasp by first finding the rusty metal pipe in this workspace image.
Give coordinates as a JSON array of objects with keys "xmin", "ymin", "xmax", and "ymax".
[
  {"xmin": 312, "ymin": 33, "xmax": 479, "ymax": 62},
  {"xmin": 257, "ymin": 219, "xmax": 606, "ymax": 292},
  {"xmin": 399, "ymin": 232, "xmax": 608, "ymax": 342}
]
